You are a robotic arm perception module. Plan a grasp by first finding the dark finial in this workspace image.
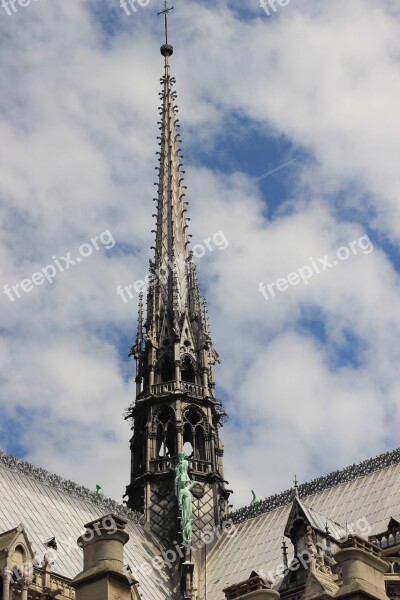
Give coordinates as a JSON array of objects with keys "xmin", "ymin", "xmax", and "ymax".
[
  {"xmin": 282, "ymin": 538, "xmax": 288, "ymax": 568},
  {"xmin": 294, "ymin": 474, "xmax": 299, "ymax": 497},
  {"xmin": 158, "ymin": 0, "xmax": 174, "ymax": 57},
  {"xmin": 325, "ymin": 522, "xmax": 330, "ymax": 536}
]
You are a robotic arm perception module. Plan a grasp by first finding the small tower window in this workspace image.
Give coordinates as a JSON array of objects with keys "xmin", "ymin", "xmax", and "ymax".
[
  {"xmin": 161, "ymin": 355, "xmax": 174, "ymax": 382},
  {"xmin": 155, "ymin": 408, "xmax": 176, "ymax": 458},
  {"xmin": 181, "ymin": 355, "xmax": 195, "ymax": 383},
  {"xmin": 195, "ymin": 426, "xmax": 206, "ymax": 461},
  {"xmin": 183, "ymin": 422, "xmax": 194, "ymax": 457}
]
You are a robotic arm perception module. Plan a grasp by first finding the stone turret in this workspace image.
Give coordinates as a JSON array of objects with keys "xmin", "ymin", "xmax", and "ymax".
[
  {"xmin": 334, "ymin": 536, "xmax": 390, "ymax": 600},
  {"xmin": 72, "ymin": 514, "xmax": 140, "ymax": 600}
]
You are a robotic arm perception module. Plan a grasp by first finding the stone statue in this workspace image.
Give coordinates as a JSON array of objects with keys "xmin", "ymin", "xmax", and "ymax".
[
  {"xmin": 180, "ymin": 479, "xmax": 196, "ymax": 541},
  {"xmin": 174, "ymin": 452, "xmax": 195, "ymax": 541},
  {"xmin": 174, "ymin": 451, "xmax": 190, "ymax": 497}
]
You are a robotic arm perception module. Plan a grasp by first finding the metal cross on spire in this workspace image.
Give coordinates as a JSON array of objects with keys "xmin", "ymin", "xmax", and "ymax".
[{"xmin": 158, "ymin": 0, "xmax": 174, "ymax": 46}]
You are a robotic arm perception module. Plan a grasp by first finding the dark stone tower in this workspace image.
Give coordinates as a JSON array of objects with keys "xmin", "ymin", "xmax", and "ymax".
[{"xmin": 124, "ymin": 27, "xmax": 230, "ymax": 550}]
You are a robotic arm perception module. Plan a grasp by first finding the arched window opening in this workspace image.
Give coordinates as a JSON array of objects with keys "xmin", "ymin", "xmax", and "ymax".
[
  {"xmin": 195, "ymin": 426, "xmax": 206, "ymax": 460},
  {"xmin": 183, "ymin": 423, "xmax": 194, "ymax": 457},
  {"xmin": 156, "ymin": 424, "xmax": 165, "ymax": 457},
  {"xmin": 161, "ymin": 356, "xmax": 174, "ymax": 382},
  {"xmin": 166, "ymin": 422, "xmax": 176, "ymax": 457},
  {"xmin": 133, "ymin": 418, "xmax": 146, "ymax": 473},
  {"xmin": 181, "ymin": 356, "xmax": 195, "ymax": 383},
  {"xmin": 155, "ymin": 408, "xmax": 176, "ymax": 459}
]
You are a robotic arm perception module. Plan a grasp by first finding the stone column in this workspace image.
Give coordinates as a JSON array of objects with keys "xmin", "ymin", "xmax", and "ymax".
[
  {"xmin": 175, "ymin": 359, "xmax": 181, "ymax": 387},
  {"xmin": 202, "ymin": 367, "xmax": 208, "ymax": 389},
  {"xmin": 149, "ymin": 366, "xmax": 155, "ymax": 386},
  {"xmin": 21, "ymin": 583, "xmax": 29, "ymax": 600},
  {"xmin": 176, "ymin": 425, "xmax": 183, "ymax": 454},
  {"xmin": 2, "ymin": 570, "xmax": 11, "ymax": 600}
]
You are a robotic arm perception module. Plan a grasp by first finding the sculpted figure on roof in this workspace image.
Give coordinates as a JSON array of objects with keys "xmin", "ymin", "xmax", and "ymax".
[{"xmin": 174, "ymin": 452, "xmax": 195, "ymax": 541}]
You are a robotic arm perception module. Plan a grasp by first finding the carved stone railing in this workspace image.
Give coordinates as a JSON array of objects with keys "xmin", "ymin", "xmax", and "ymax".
[
  {"xmin": 370, "ymin": 527, "xmax": 400, "ymax": 550},
  {"xmin": 340, "ymin": 534, "xmax": 382, "ymax": 557},
  {"xmin": 189, "ymin": 459, "xmax": 212, "ymax": 474},
  {"xmin": 150, "ymin": 457, "xmax": 212, "ymax": 474},
  {"xmin": 223, "ymin": 576, "xmax": 270, "ymax": 600},
  {"xmin": 149, "ymin": 381, "xmax": 208, "ymax": 397},
  {"xmin": 150, "ymin": 457, "xmax": 175, "ymax": 473},
  {"xmin": 386, "ymin": 559, "xmax": 400, "ymax": 576}
]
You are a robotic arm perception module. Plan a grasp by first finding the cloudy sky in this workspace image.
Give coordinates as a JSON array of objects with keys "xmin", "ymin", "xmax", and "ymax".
[{"xmin": 0, "ymin": 0, "xmax": 399, "ymax": 510}]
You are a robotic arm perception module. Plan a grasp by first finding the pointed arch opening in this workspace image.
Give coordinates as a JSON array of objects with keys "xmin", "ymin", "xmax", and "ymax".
[
  {"xmin": 183, "ymin": 423, "xmax": 194, "ymax": 458},
  {"xmin": 195, "ymin": 425, "xmax": 206, "ymax": 461},
  {"xmin": 161, "ymin": 355, "xmax": 174, "ymax": 382},
  {"xmin": 155, "ymin": 407, "xmax": 176, "ymax": 459},
  {"xmin": 181, "ymin": 355, "xmax": 195, "ymax": 383}
]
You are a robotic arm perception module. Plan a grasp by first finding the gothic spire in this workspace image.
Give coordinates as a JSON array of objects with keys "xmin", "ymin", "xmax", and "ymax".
[
  {"xmin": 145, "ymin": 6, "xmax": 205, "ymax": 355},
  {"xmin": 125, "ymin": 8, "xmax": 230, "ymax": 553}
]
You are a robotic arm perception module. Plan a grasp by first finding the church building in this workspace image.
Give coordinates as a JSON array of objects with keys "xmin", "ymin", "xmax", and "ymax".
[{"xmin": 1, "ymin": 8, "xmax": 399, "ymax": 600}]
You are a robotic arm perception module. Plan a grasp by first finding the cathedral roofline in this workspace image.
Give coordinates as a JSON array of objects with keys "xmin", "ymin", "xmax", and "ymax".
[
  {"xmin": 228, "ymin": 447, "xmax": 400, "ymax": 525},
  {"xmin": 0, "ymin": 450, "xmax": 144, "ymax": 527},
  {"xmin": 2, "ymin": 446, "xmax": 399, "ymax": 534}
]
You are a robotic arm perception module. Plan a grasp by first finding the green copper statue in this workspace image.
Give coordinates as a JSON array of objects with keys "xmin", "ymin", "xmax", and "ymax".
[
  {"xmin": 174, "ymin": 452, "xmax": 190, "ymax": 496},
  {"xmin": 251, "ymin": 490, "xmax": 261, "ymax": 505},
  {"xmin": 175, "ymin": 452, "xmax": 195, "ymax": 541},
  {"xmin": 180, "ymin": 478, "xmax": 196, "ymax": 541}
]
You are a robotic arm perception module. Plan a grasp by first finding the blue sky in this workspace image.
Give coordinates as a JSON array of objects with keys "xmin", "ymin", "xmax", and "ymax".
[{"xmin": 0, "ymin": 0, "xmax": 399, "ymax": 508}]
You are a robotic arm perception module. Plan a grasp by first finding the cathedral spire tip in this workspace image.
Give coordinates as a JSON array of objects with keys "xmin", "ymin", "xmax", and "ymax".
[{"xmin": 158, "ymin": 0, "xmax": 174, "ymax": 57}]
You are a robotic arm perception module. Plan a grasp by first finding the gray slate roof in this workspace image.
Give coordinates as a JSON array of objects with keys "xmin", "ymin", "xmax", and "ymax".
[
  {"xmin": 0, "ymin": 452, "xmax": 172, "ymax": 600},
  {"xmin": 291, "ymin": 497, "xmax": 347, "ymax": 541},
  {"xmin": 207, "ymin": 450, "xmax": 400, "ymax": 600},
  {"xmin": 1, "ymin": 448, "xmax": 400, "ymax": 600}
]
